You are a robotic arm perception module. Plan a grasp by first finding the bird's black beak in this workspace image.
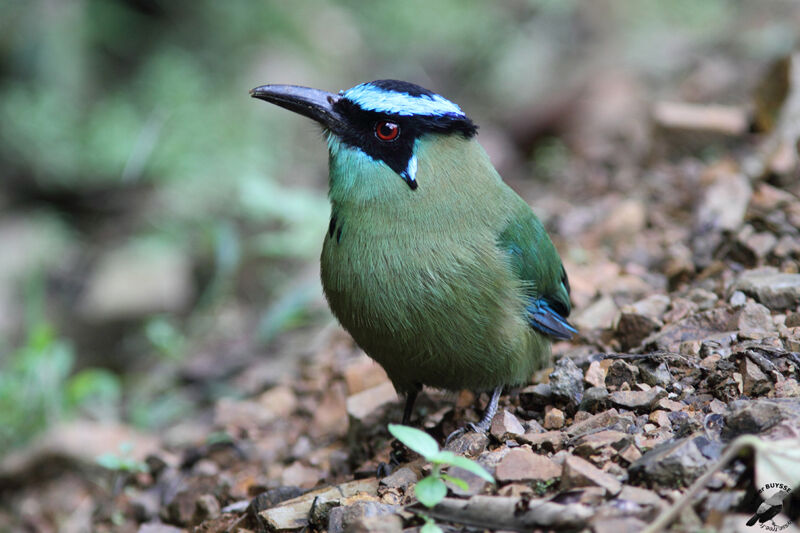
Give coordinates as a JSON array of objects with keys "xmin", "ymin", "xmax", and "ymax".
[{"xmin": 250, "ymin": 84, "xmax": 345, "ymax": 133}]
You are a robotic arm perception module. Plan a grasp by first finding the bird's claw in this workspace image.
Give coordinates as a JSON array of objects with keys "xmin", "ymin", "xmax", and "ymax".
[{"xmin": 444, "ymin": 421, "xmax": 489, "ymax": 447}]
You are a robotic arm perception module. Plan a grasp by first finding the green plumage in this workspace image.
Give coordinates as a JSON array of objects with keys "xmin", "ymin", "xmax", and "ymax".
[
  {"xmin": 250, "ymin": 80, "xmax": 574, "ymax": 426},
  {"xmin": 321, "ymin": 133, "xmax": 567, "ymax": 394}
]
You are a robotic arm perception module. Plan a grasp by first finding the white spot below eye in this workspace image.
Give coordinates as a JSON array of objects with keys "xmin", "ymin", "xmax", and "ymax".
[{"xmin": 405, "ymin": 154, "xmax": 418, "ymax": 182}]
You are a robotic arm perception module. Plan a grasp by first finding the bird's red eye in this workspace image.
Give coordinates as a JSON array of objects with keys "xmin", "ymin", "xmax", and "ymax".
[{"xmin": 375, "ymin": 121, "xmax": 400, "ymax": 141}]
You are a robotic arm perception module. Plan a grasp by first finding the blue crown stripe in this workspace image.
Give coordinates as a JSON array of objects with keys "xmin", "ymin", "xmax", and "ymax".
[{"xmin": 343, "ymin": 83, "xmax": 464, "ymax": 117}]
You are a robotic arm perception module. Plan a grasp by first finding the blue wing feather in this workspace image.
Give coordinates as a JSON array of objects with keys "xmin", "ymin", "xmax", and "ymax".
[{"xmin": 526, "ymin": 295, "xmax": 577, "ymax": 340}]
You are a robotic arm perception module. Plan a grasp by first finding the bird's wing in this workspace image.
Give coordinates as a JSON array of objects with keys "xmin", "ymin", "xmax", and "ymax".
[{"xmin": 498, "ymin": 206, "xmax": 576, "ymax": 340}]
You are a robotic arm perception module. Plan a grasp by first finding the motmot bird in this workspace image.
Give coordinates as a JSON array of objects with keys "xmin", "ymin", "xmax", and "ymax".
[{"xmin": 251, "ymin": 80, "xmax": 576, "ymax": 433}]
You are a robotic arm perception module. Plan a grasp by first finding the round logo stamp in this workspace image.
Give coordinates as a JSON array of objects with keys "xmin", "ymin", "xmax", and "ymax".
[{"xmin": 746, "ymin": 483, "xmax": 793, "ymax": 530}]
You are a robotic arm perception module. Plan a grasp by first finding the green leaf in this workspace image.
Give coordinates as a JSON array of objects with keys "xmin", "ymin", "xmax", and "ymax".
[
  {"xmin": 440, "ymin": 474, "xmax": 469, "ymax": 491},
  {"xmin": 415, "ymin": 475, "xmax": 447, "ymax": 508},
  {"xmin": 420, "ymin": 516, "xmax": 444, "ymax": 533},
  {"xmin": 444, "ymin": 455, "xmax": 495, "ymax": 483},
  {"xmin": 388, "ymin": 424, "xmax": 439, "ymax": 459},
  {"xmin": 429, "ymin": 450, "xmax": 458, "ymax": 464}
]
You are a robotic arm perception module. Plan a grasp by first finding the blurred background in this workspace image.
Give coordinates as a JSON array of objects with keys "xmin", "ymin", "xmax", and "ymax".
[{"xmin": 1, "ymin": 0, "xmax": 799, "ymax": 459}]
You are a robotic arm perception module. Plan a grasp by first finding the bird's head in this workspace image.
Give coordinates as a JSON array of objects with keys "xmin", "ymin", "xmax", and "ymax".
[{"xmin": 250, "ymin": 80, "xmax": 477, "ymax": 191}]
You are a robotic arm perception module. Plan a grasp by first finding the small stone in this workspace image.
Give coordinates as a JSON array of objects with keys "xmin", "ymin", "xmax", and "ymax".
[
  {"xmin": 649, "ymin": 410, "xmax": 671, "ymax": 428},
  {"xmin": 584, "ymin": 360, "xmax": 608, "ymax": 389},
  {"xmin": 617, "ymin": 484, "xmax": 666, "ymax": 510},
  {"xmin": 560, "ymin": 454, "xmax": 622, "ymax": 495},
  {"xmin": 740, "ymin": 356, "xmax": 772, "ymax": 396},
  {"xmin": 327, "ymin": 502, "xmax": 400, "ymax": 533},
  {"xmin": 729, "ymin": 290, "xmax": 747, "ymax": 307},
  {"xmin": 565, "ymin": 409, "xmax": 634, "ymax": 438},
  {"xmin": 342, "ymin": 514, "xmax": 403, "ymax": 533},
  {"xmin": 656, "ymin": 398, "xmax": 686, "ymax": 412},
  {"xmin": 667, "ymin": 411, "xmax": 702, "ymax": 438},
  {"xmin": 518, "ymin": 383, "xmax": 552, "ymax": 410},
  {"xmin": 579, "ymin": 386, "xmax": 609, "ymax": 412},
  {"xmin": 774, "ymin": 234, "xmax": 800, "ymax": 258},
  {"xmin": 686, "ymin": 288, "xmax": 719, "ymax": 311},
  {"xmin": 721, "ymin": 400, "xmax": 784, "ymax": 440},
  {"xmin": 519, "ymin": 431, "xmax": 566, "ymax": 452},
  {"xmin": 629, "ymin": 437, "xmax": 712, "ymax": 487},
  {"xmin": 636, "ymin": 360, "xmax": 672, "ymax": 388},
  {"xmin": 680, "ymin": 339, "xmax": 702, "ymax": 356},
  {"xmin": 737, "ymin": 302, "xmax": 775, "ymax": 335},
  {"xmin": 775, "ymin": 378, "xmax": 800, "ymax": 398},
  {"xmin": 549, "ymin": 357, "xmax": 585, "ymax": 410},
  {"xmin": 627, "ymin": 294, "xmax": 671, "ymax": 319},
  {"xmin": 193, "ymin": 494, "xmax": 221, "ymax": 524},
  {"xmin": 663, "ymin": 297, "xmax": 699, "ymax": 323},
  {"xmin": 615, "ymin": 311, "xmax": 663, "ymax": 350},
  {"xmin": 79, "ymin": 242, "xmax": 193, "ymax": 321},
  {"xmin": 618, "ymin": 444, "xmax": 643, "ymax": 464},
  {"xmin": 446, "ymin": 465, "xmax": 491, "ymax": 496},
  {"xmin": 730, "ymin": 268, "xmax": 800, "ymax": 310},
  {"xmin": 543, "ymin": 407, "xmax": 566, "ymax": 429},
  {"xmin": 786, "ymin": 313, "xmax": 800, "ymax": 328},
  {"xmin": 281, "ymin": 462, "xmax": 324, "ymax": 489},
  {"xmin": 604, "ymin": 360, "xmax": 639, "ymax": 390},
  {"xmin": 699, "ymin": 353, "xmax": 721, "ymax": 371},
  {"xmin": 573, "ymin": 294, "xmax": 619, "ymax": 330},
  {"xmin": 608, "ymin": 387, "xmax": 667, "ymax": 412},
  {"xmin": 343, "ymin": 356, "xmax": 389, "ymax": 395},
  {"xmin": 495, "ymin": 446, "xmax": 561, "ymax": 482},
  {"xmin": 379, "ymin": 467, "xmax": 418, "ymax": 490},
  {"xmin": 490, "ymin": 409, "xmax": 525, "ymax": 439},
  {"xmin": 573, "ymin": 430, "xmax": 631, "ymax": 458},
  {"xmin": 260, "ymin": 479, "xmax": 379, "ymax": 531},
  {"xmin": 346, "ymin": 381, "xmax": 397, "ymax": 432}
]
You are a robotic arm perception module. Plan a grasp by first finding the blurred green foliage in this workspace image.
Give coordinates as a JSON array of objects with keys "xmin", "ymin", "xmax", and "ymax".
[
  {"xmin": 1, "ymin": 0, "xmax": 799, "ymax": 456},
  {"xmin": 0, "ymin": 278, "xmax": 121, "ymax": 453}
]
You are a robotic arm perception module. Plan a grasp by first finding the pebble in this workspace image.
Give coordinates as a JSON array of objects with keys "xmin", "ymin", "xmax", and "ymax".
[
  {"xmin": 495, "ymin": 446, "xmax": 562, "ymax": 482},
  {"xmin": 560, "ymin": 455, "xmax": 622, "ymax": 495},
  {"xmin": 519, "ymin": 431, "xmax": 567, "ymax": 452},
  {"xmin": 573, "ymin": 430, "xmax": 631, "ymax": 458},
  {"xmin": 346, "ymin": 381, "xmax": 397, "ymax": 431},
  {"xmin": 379, "ymin": 467, "xmax": 418, "ymax": 490},
  {"xmin": 729, "ymin": 290, "xmax": 747, "ymax": 307},
  {"xmin": 327, "ymin": 502, "xmax": 401, "ymax": 533},
  {"xmin": 615, "ymin": 311, "xmax": 662, "ymax": 350},
  {"xmin": 549, "ymin": 357, "xmax": 585, "ymax": 410},
  {"xmin": 721, "ymin": 399, "xmax": 784, "ymax": 440},
  {"xmin": 730, "ymin": 268, "xmax": 800, "ymax": 310},
  {"xmin": 608, "ymin": 387, "xmax": 667, "ymax": 412},
  {"xmin": 573, "ymin": 295, "xmax": 619, "ymax": 330},
  {"xmin": 544, "ymin": 407, "xmax": 566, "ymax": 429},
  {"xmin": 490, "ymin": 409, "xmax": 526, "ymax": 438},
  {"xmin": 565, "ymin": 409, "xmax": 634, "ymax": 438},
  {"xmin": 604, "ymin": 360, "xmax": 640, "ymax": 390},
  {"xmin": 629, "ymin": 437, "xmax": 712, "ymax": 486},
  {"xmin": 193, "ymin": 494, "xmax": 221, "ymax": 524},
  {"xmin": 584, "ymin": 360, "xmax": 608, "ymax": 389},
  {"xmin": 579, "ymin": 386, "xmax": 609, "ymax": 412}
]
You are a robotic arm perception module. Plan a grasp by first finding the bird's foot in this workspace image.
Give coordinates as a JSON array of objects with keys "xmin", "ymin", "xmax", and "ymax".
[
  {"xmin": 377, "ymin": 439, "xmax": 411, "ymax": 477},
  {"xmin": 445, "ymin": 386, "xmax": 503, "ymax": 446},
  {"xmin": 444, "ymin": 420, "xmax": 490, "ymax": 447}
]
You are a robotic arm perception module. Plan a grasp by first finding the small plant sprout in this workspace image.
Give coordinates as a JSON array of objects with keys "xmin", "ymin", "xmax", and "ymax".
[
  {"xmin": 388, "ymin": 423, "xmax": 495, "ymax": 509},
  {"xmin": 96, "ymin": 442, "xmax": 148, "ymax": 474}
]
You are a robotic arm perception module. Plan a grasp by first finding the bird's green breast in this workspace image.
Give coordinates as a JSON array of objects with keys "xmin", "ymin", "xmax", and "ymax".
[{"xmin": 320, "ymin": 135, "xmax": 551, "ymax": 393}]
